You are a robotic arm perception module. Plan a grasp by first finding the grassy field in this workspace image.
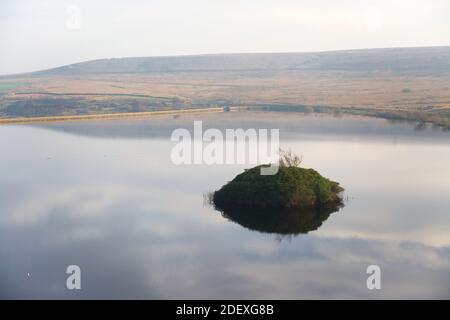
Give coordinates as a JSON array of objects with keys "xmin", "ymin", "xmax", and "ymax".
[
  {"xmin": 1, "ymin": 48, "xmax": 449, "ymax": 129},
  {"xmin": 0, "ymin": 81, "xmax": 29, "ymax": 92},
  {"xmin": 1, "ymin": 71, "xmax": 449, "ymax": 129}
]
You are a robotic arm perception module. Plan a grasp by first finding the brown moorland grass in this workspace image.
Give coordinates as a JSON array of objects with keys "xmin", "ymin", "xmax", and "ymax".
[{"xmin": 1, "ymin": 70, "xmax": 450, "ymax": 128}]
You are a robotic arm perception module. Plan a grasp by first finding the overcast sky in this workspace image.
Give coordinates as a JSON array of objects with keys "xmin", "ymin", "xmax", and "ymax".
[{"xmin": 0, "ymin": 0, "xmax": 449, "ymax": 75}]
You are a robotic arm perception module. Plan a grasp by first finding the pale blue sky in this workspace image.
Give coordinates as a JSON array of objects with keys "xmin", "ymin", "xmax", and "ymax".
[{"xmin": 0, "ymin": 0, "xmax": 449, "ymax": 75}]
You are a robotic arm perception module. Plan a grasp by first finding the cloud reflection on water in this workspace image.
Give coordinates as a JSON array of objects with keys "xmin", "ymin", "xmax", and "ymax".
[{"xmin": 0, "ymin": 112, "xmax": 449, "ymax": 298}]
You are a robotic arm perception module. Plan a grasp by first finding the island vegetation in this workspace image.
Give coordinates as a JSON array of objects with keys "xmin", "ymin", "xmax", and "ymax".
[{"xmin": 212, "ymin": 150, "xmax": 344, "ymax": 210}]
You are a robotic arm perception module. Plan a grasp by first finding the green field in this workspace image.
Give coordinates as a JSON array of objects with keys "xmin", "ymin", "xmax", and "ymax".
[{"xmin": 0, "ymin": 81, "xmax": 29, "ymax": 92}]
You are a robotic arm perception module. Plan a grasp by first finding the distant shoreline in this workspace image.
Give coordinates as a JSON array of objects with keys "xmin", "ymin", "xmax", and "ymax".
[
  {"xmin": 0, "ymin": 107, "xmax": 225, "ymax": 125},
  {"xmin": 0, "ymin": 105, "xmax": 448, "ymax": 130}
]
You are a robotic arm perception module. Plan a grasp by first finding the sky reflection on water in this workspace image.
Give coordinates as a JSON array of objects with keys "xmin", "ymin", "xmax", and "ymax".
[{"xmin": 0, "ymin": 112, "xmax": 449, "ymax": 299}]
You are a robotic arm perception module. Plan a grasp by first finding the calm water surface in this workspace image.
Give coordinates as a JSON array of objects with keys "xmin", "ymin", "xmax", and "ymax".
[{"xmin": 0, "ymin": 111, "xmax": 449, "ymax": 299}]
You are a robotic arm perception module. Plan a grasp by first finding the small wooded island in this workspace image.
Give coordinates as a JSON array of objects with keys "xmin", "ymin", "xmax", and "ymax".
[{"xmin": 213, "ymin": 150, "xmax": 344, "ymax": 209}]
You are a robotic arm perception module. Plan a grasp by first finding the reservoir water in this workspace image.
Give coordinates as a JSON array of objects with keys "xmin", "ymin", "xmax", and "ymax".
[{"xmin": 0, "ymin": 111, "xmax": 449, "ymax": 299}]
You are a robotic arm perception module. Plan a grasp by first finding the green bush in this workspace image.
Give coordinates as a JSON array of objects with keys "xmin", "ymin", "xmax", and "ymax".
[{"xmin": 213, "ymin": 165, "xmax": 344, "ymax": 209}]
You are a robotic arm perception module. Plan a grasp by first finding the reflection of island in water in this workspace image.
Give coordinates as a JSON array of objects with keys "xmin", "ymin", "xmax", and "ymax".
[{"xmin": 214, "ymin": 202, "xmax": 343, "ymax": 236}]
